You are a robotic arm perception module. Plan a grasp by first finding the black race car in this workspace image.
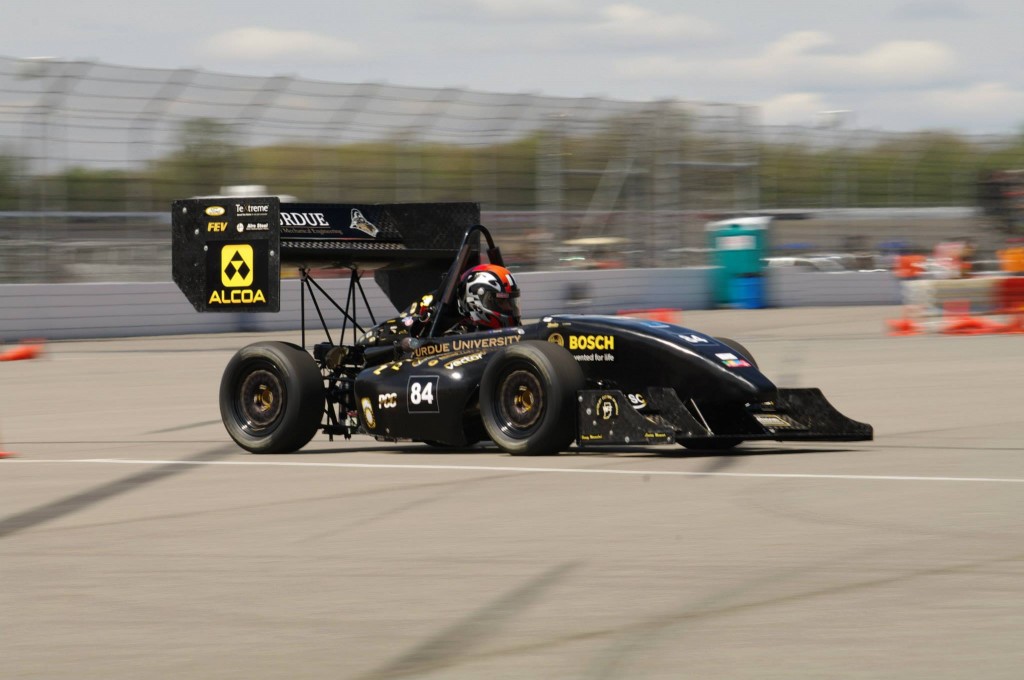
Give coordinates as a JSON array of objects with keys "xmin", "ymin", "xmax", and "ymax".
[{"xmin": 172, "ymin": 199, "xmax": 871, "ymax": 455}]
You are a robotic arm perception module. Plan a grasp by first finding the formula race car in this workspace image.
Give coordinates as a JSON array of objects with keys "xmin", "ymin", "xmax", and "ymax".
[{"xmin": 172, "ymin": 199, "xmax": 872, "ymax": 455}]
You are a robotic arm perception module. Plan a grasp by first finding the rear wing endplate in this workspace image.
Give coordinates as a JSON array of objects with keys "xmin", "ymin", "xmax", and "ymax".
[{"xmin": 171, "ymin": 197, "xmax": 477, "ymax": 313}]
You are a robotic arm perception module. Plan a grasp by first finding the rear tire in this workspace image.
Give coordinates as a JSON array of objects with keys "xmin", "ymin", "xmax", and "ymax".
[
  {"xmin": 219, "ymin": 342, "xmax": 325, "ymax": 453},
  {"xmin": 480, "ymin": 341, "xmax": 584, "ymax": 455}
]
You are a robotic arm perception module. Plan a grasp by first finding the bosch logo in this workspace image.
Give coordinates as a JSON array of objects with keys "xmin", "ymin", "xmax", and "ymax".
[{"xmin": 569, "ymin": 335, "xmax": 614, "ymax": 351}]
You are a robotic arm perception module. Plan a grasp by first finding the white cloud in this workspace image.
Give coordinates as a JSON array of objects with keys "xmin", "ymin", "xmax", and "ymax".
[
  {"xmin": 918, "ymin": 82, "xmax": 1024, "ymax": 125},
  {"xmin": 586, "ymin": 4, "xmax": 718, "ymax": 44},
  {"xmin": 614, "ymin": 31, "xmax": 959, "ymax": 91},
  {"xmin": 201, "ymin": 27, "xmax": 360, "ymax": 63},
  {"xmin": 764, "ymin": 30, "xmax": 834, "ymax": 58},
  {"xmin": 757, "ymin": 92, "xmax": 831, "ymax": 126},
  {"xmin": 433, "ymin": 0, "xmax": 586, "ymax": 20}
]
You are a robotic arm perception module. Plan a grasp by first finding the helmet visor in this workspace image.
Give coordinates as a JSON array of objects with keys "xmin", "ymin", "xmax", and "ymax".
[{"xmin": 482, "ymin": 289, "xmax": 521, "ymax": 322}]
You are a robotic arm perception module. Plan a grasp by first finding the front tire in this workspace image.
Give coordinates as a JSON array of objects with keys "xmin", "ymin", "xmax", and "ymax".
[
  {"xmin": 480, "ymin": 341, "xmax": 584, "ymax": 455},
  {"xmin": 219, "ymin": 342, "xmax": 325, "ymax": 453}
]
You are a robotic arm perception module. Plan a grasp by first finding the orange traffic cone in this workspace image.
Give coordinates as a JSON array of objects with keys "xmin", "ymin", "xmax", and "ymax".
[
  {"xmin": 0, "ymin": 341, "xmax": 44, "ymax": 362},
  {"xmin": 942, "ymin": 314, "xmax": 1001, "ymax": 335},
  {"xmin": 0, "ymin": 422, "xmax": 14, "ymax": 459},
  {"xmin": 995, "ymin": 312, "xmax": 1024, "ymax": 334},
  {"xmin": 887, "ymin": 308, "xmax": 921, "ymax": 336}
]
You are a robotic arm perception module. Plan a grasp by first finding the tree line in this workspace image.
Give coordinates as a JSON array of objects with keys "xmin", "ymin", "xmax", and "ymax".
[{"xmin": 1, "ymin": 117, "xmax": 1023, "ymax": 213}]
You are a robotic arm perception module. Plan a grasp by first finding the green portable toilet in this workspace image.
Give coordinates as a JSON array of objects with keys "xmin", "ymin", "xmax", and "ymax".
[{"xmin": 706, "ymin": 216, "xmax": 771, "ymax": 308}]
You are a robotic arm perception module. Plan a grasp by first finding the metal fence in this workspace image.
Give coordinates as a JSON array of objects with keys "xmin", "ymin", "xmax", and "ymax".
[{"xmin": 1, "ymin": 56, "xmax": 1022, "ymax": 283}]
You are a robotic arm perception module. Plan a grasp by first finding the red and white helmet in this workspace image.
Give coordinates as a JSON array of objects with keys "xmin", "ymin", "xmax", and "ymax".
[{"xmin": 457, "ymin": 264, "xmax": 521, "ymax": 329}]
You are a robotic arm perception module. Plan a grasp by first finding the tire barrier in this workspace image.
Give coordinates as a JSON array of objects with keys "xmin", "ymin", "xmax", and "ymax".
[{"xmin": 888, "ymin": 276, "xmax": 1024, "ymax": 336}]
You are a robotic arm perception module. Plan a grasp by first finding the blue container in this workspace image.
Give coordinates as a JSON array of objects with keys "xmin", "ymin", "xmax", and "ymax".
[
  {"xmin": 729, "ymin": 275, "xmax": 765, "ymax": 309},
  {"xmin": 705, "ymin": 216, "xmax": 771, "ymax": 306}
]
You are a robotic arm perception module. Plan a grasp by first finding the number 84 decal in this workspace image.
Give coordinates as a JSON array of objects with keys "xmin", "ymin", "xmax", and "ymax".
[{"xmin": 407, "ymin": 376, "xmax": 440, "ymax": 413}]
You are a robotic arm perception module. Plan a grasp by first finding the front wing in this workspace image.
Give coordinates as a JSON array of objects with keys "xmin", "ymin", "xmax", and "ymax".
[{"xmin": 577, "ymin": 388, "xmax": 872, "ymax": 446}]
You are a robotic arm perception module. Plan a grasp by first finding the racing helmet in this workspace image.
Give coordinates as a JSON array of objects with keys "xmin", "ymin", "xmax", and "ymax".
[{"xmin": 457, "ymin": 264, "xmax": 521, "ymax": 329}]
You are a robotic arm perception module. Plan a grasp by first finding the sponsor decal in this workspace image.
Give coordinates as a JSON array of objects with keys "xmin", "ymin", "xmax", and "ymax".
[
  {"xmin": 207, "ymin": 221, "xmax": 228, "ymax": 232},
  {"xmin": 350, "ymin": 208, "xmax": 379, "ymax": 237},
  {"xmin": 572, "ymin": 352, "xmax": 614, "ymax": 363},
  {"xmin": 568, "ymin": 335, "xmax": 614, "ymax": 351},
  {"xmin": 281, "ymin": 211, "xmax": 331, "ymax": 228},
  {"xmin": 679, "ymin": 334, "xmax": 710, "ymax": 344},
  {"xmin": 407, "ymin": 376, "xmax": 440, "ymax": 413},
  {"xmin": 754, "ymin": 413, "xmax": 791, "ymax": 428},
  {"xmin": 580, "ymin": 433, "xmax": 604, "ymax": 442},
  {"xmin": 595, "ymin": 394, "xmax": 619, "ymax": 421},
  {"xmin": 716, "ymin": 353, "xmax": 751, "ymax": 368},
  {"xmin": 378, "ymin": 392, "xmax": 398, "ymax": 409},
  {"xmin": 221, "ymin": 244, "xmax": 254, "ymax": 287},
  {"xmin": 208, "ymin": 289, "xmax": 266, "ymax": 304},
  {"xmin": 361, "ymin": 397, "xmax": 376, "ymax": 429},
  {"xmin": 243, "ymin": 222, "xmax": 270, "ymax": 232},
  {"xmin": 443, "ymin": 352, "xmax": 484, "ymax": 370},
  {"xmin": 627, "ymin": 393, "xmax": 647, "ymax": 410},
  {"xmin": 547, "ymin": 332, "xmax": 564, "ymax": 347},
  {"xmin": 410, "ymin": 334, "xmax": 521, "ymax": 359},
  {"xmin": 368, "ymin": 360, "xmax": 399, "ymax": 376},
  {"xmin": 206, "ymin": 243, "xmax": 268, "ymax": 306},
  {"xmin": 236, "ymin": 203, "xmax": 270, "ymax": 218},
  {"xmin": 205, "ymin": 205, "xmax": 225, "ymax": 217},
  {"xmin": 754, "ymin": 413, "xmax": 803, "ymax": 431}
]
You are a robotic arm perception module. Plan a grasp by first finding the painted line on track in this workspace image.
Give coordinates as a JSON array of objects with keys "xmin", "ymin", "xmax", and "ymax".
[{"xmin": 8, "ymin": 458, "xmax": 1024, "ymax": 485}]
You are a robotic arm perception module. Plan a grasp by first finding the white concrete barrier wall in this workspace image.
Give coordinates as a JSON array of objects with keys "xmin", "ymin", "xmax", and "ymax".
[
  {"xmin": 901, "ymin": 277, "xmax": 1001, "ymax": 315},
  {"xmin": 1, "ymin": 267, "xmax": 900, "ymax": 341},
  {"xmin": 765, "ymin": 269, "xmax": 902, "ymax": 307}
]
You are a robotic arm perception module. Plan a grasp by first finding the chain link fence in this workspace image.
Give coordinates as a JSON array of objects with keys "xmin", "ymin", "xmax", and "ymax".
[{"xmin": 1, "ymin": 56, "xmax": 1023, "ymax": 283}]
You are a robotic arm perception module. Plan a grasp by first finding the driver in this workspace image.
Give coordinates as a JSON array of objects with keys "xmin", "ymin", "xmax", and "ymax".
[
  {"xmin": 358, "ymin": 263, "xmax": 521, "ymax": 350},
  {"xmin": 454, "ymin": 264, "xmax": 521, "ymax": 330}
]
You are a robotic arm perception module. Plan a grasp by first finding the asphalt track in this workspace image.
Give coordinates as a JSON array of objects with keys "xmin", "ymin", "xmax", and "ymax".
[{"xmin": 2, "ymin": 305, "xmax": 1022, "ymax": 679}]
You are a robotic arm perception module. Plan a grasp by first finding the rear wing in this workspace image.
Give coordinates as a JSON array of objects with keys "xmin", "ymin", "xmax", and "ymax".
[{"xmin": 171, "ymin": 197, "xmax": 478, "ymax": 313}]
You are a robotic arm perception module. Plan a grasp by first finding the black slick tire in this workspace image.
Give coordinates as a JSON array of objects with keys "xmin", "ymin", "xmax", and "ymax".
[
  {"xmin": 219, "ymin": 341, "xmax": 325, "ymax": 454},
  {"xmin": 479, "ymin": 340, "xmax": 584, "ymax": 456}
]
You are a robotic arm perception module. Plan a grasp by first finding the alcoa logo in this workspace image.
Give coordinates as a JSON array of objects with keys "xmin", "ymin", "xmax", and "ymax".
[
  {"xmin": 208, "ymin": 244, "xmax": 266, "ymax": 305},
  {"xmin": 221, "ymin": 244, "xmax": 254, "ymax": 287},
  {"xmin": 205, "ymin": 206, "xmax": 226, "ymax": 217}
]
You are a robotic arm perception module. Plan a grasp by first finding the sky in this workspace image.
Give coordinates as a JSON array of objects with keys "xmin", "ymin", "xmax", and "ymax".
[{"xmin": 4, "ymin": 0, "xmax": 1023, "ymax": 134}]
